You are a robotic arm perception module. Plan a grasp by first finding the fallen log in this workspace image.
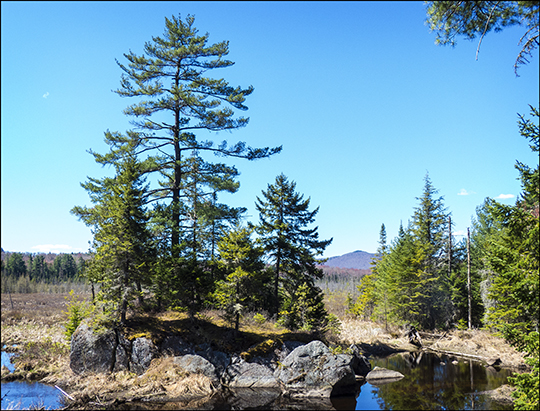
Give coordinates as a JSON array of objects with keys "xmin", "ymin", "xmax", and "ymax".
[
  {"xmin": 425, "ymin": 347, "xmax": 486, "ymax": 361},
  {"xmin": 418, "ymin": 331, "xmax": 446, "ymax": 339},
  {"xmin": 55, "ymin": 385, "xmax": 74, "ymax": 401}
]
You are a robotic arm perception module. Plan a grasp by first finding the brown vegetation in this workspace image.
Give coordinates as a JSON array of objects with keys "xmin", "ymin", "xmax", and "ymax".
[{"xmin": 1, "ymin": 291, "xmax": 528, "ymax": 408}]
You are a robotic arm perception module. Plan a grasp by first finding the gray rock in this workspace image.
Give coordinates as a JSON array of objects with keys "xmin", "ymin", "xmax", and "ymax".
[
  {"xmin": 225, "ymin": 359, "xmax": 278, "ymax": 388},
  {"xmin": 349, "ymin": 344, "xmax": 372, "ymax": 376},
  {"xmin": 160, "ymin": 335, "xmax": 194, "ymax": 356},
  {"xmin": 131, "ymin": 337, "xmax": 158, "ymax": 375},
  {"xmin": 275, "ymin": 341, "xmax": 305, "ymax": 362},
  {"xmin": 201, "ymin": 350, "xmax": 230, "ymax": 380},
  {"xmin": 70, "ymin": 323, "xmax": 131, "ymax": 375},
  {"xmin": 486, "ymin": 357, "xmax": 501, "ymax": 366},
  {"xmin": 365, "ymin": 366, "xmax": 404, "ymax": 383},
  {"xmin": 274, "ymin": 340, "xmax": 357, "ymax": 397},
  {"xmin": 173, "ymin": 354, "xmax": 219, "ymax": 382},
  {"xmin": 113, "ymin": 333, "xmax": 132, "ymax": 372}
]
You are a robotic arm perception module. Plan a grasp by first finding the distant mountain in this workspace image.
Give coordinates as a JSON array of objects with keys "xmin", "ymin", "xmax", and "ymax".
[{"xmin": 321, "ymin": 250, "xmax": 376, "ymax": 270}]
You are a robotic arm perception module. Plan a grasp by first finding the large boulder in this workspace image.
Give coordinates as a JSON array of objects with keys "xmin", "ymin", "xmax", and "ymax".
[
  {"xmin": 160, "ymin": 335, "xmax": 194, "ymax": 356},
  {"xmin": 173, "ymin": 354, "xmax": 219, "ymax": 382},
  {"xmin": 225, "ymin": 357, "xmax": 279, "ymax": 388},
  {"xmin": 70, "ymin": 323, "xmax": 131, "ymax": 375},
  {"xmin": 131, "ymin": 337, "xmax": 159, "ymax": 375},
  {"xmin": 274, "ymin": 340, "xmax": 357, "ymax": 397}
]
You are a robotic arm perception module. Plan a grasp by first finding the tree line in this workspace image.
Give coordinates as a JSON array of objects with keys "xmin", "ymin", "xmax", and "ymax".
[{"xmin": 1, "ymin": 252, "xmax": 88, "ymax": 293}]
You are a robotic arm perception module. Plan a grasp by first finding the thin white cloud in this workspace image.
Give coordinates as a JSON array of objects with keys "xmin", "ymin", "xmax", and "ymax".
[
  {"xmin": 495, "ymin": 194, "xmax": 515, "ymax": 200},
  {"xmin": 31, "ymin": 244, "xmax": 82, "ymax": 253},
  {"xmin": 457, "ymin": 189, "xmax": 476, "ymax": 196},
  {"xmin": 42, "ymin": 92, "xmax": 49, "ymax": 98}
]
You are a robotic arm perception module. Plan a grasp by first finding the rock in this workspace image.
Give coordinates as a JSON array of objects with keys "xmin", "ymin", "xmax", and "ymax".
[
  {"xmin": 274, "ymin": 340, "xmax": 357, "ymax": 397},
  {"xmin": 70, "ymin": 323, "xmax": 131, "ymax": 375},
  {"xmin": 365, "ymin": 366, "xmax": 404, "ymax": 384},
  {"xmin": 275, "ymin": 341, "xmax": 305, "ymax": 362},
  {"xmin": 194, "ymin": 343, "xmax": 230, "ymax": 379},
  {"xmin": 477, "ymin": 384, "xmax": 515, "ymax": 405},
  {"xmin": 225, "ymin": 359, "xmax": 278, "ymax": 388},
  {"xmin": 160, "ymin": 335, "xmax": 194, "ymax": 356},
  {"xmin": 486, "ymin": 357, "xmax": 501, "ymax": 366},
  {"xmin": 173, "ymin": 354, "xmax": 219, "ymax": 382},
  {"xmin": 349, "ymin": 344, "xmax": 372, "ymax": 376},
  {"xmin": 131, "ymin": 337, "xmax": 158, "ymax": 375}
]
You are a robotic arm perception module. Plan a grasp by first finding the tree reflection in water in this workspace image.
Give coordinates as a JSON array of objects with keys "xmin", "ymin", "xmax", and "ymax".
[{"xmin": 355, "ymin": 352, "xmax": 513, "ymax": 410}]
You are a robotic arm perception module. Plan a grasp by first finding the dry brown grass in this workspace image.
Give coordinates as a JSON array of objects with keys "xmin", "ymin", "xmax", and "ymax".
[
  {"xmin": 339, "ymin": 317, "xmax": 404, "ymax": 345},
  {"xmin": 429, "ymin": 328, "xmax": 527, "ymax": 368},
  {"xmin": 1, "ymin": 293, "xmax": 77, "ymax": 380},
  {"xmin": 45, "ymin": 356, "xmax": 215, "ymax": 406}
]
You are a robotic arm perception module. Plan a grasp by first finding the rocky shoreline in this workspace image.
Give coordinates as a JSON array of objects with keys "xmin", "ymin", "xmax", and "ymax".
[
  {"xmin": 66, "ymin": 322, "xmax": 397, "ymax": 401},
  {"xmin": 2, "ymin": 314, "xmax": 528, "ymax": 410}
]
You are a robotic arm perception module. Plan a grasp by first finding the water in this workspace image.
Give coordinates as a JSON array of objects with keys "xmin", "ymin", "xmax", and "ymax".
[
  {"xmin": 0, "ymin": 349, "xmax": 514, "ymax": 410},
  {"xmin": 1, "ymin": 349, "xmax": 64, "ymax": 410},
  {"xmin": 355, "ymin": 351, "xmax": 514, "ymax": 410}
]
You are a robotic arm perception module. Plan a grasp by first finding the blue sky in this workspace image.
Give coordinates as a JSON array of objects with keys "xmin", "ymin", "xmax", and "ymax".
[{"xmin": 1, "ymin": 1, "xmax": 538, "ymax": 257}]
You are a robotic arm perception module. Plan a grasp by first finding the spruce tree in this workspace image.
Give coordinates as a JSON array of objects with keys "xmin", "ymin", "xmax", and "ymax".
[
  {"xmin": 255, "ymin": 173, "xmax": 332, "ymax": 323},
  {"xmin": 410, "ymin": 174, "xmax": 453, "ymax": 329},
  {"xmin": 213, "ymin": 225, "xmax": 269, "ymax": 332},
  {"xmin": 72, "ymin": 138, "xmax": 154, "ymax": 324}
]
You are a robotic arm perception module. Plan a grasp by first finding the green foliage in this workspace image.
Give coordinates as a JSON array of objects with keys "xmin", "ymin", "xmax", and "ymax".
[
  {"xmin": 4, "ymin": 253, "xmax": 27, "ymax": 277},
  {"xmin": 350, "ymin": 273, "xmax": 377, "ymax": 320},
  {"xmin": 425, "ymin": 1, "xmax": 539, "ymax": 74},
  {"xmin": 253, "ymin": 313, "xmax": 266, "ymax": 325},
  {"xmin": 64, "ymin": 290, "xmax": 94, "ymax": 341},
  {"xmin": 508, "ymin": 331, "xmax": 539, "ymax": 410},
  {"xmin": 213, "ymin": 225, "xmax": 269, "ymax": 331},
  {"xmin": 468, "ymin": 107, "xmax": 539, "ymax": 408},
  {"xmin": 278, "ymin": 282, "xmax": 330, "ymax": 332},
  {"xmin": 256, "ymin": 173, "xmax": 332, "ymax": 316},
  {"xmin": 482, "ymin": 107, "xmax": 539, "ymax": 335},
  {"xmin": 72, "ymin": 141, "xmax": 154, "ymax": 324},
  {"xmin": 88, "ymin": 14, "xmax": 281, "ymax": 315}
]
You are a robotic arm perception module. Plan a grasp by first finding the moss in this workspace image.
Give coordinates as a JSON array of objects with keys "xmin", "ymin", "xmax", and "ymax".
[
  {"xmin": 240, "ymin": 338, "xmax": 281, "ymax": 361},
  {"xmin": 127, "ymin": 332, "xmax": 152, "ymax": 341}
]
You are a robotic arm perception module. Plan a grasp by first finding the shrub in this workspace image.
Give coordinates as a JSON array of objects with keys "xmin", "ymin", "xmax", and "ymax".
[
  {"xmin": 64, "ymin": 290, "xmax": 94, "ymax": 341},
  {"xmin": 253, "ymin": 313, "xmax": 266, "ymax": 325}
]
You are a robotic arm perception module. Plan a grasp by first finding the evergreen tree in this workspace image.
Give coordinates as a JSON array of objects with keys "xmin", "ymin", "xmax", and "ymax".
[
  {"xmin": 483, "ymin": 107, "xmax": 539, "ymax": 336},
  {"xmin": 255, "ymin": 173, "xmax": 332, "ymax": 325},
  {"xmin": 90, "ymin": 14, "xmax": 281, "ymax": 312},
  {"xmin": 52, "ymin": 254, "xmax": 77, "ymax": 282},
  {"xmin": 379, "ymin": 223, "xmax": 420, "ymax": 326},
  {"xmin": 72, "ymin": 139, "xmax": 154, "ymax": 324},
  {"xmin": 425, "ymin": 1, "xmax": 539, "ymax": 74},
  {"xmin": 213, "ymin": 225, "xmax": 270, "ymax": 332},
  {"xmin": 5, "ymin": 253, "xmax": 27, "ymax": 277},
  {"xmin": 480, "ymin": 106, "xmax": 539, "ymax": 410},
  {"xmin": 410, "ymin": 174, "xmax": 453, "ymax": 329},
  {"xmin": 31, "ymin": 255, "xmax": 50, "ymax": 283},
  {"xmin": 374, "ymin": 176, "xmax": 454, "ymax": 329}
]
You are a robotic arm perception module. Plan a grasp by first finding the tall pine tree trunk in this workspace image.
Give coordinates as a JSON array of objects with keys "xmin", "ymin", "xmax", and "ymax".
[{"xmin": 274, "ymin": 252, "xmax": 281, "ymax": 317}]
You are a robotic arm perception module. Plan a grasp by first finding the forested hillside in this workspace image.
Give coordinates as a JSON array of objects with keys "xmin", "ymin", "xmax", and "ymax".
[{"xmin": 321, "ymin": 250, "xmax": 375, "ymax": 270}]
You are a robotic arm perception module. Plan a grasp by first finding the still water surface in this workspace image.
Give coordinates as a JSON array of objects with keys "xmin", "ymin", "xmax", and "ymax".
[
  {"xmin": 356, "ymin": 351, "xmax": 513, "ymax": 410},
  {"xmin": 1, "ymin": 350, "xmax": 63, "ymax": 410},
  {"xmin": 1, "ymin": 350, "xmax": 513, "ymax": 410}
]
